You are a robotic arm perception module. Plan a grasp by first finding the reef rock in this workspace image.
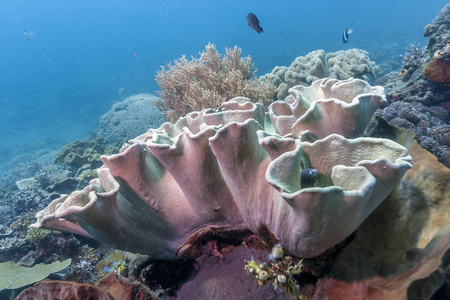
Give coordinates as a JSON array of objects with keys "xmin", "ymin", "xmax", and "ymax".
[
  {"xmin": 100, "ymin": 93, "xmax": 166, "ymax": 147},
  {"xmin": 32, "ymin": 79, "xmax": 411, "ymax": 259}
]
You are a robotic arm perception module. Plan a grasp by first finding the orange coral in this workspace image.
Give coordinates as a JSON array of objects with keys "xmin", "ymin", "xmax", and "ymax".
[{"xmin": 423, "ymin": 58, "xmax": 450, "ymax": 83}]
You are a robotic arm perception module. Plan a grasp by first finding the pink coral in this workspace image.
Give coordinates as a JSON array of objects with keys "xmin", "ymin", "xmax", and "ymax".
[{"xmin": 32, "ymin": 80, "xmax": 411, "ymax": 259}]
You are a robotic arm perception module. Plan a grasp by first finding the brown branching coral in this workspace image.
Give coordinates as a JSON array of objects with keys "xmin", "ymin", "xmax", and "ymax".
[{"xmin": 155, "ymin": 43, "xmax": 275, "ymax": 122}]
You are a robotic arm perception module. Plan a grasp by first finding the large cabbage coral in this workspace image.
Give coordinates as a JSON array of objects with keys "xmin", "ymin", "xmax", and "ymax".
[
  {"xmin": 155, "ymin": 43, "xmax": 275, "ymax": 122},
  {"xmin": 32, "ymin": 79, "xmax": 411, "ymax": 259}
]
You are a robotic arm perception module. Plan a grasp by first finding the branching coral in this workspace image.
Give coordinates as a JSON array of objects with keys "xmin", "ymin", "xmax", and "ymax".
[{"xmin": 155, "ymin": 43, "xmax": 275, "ymax": 122}]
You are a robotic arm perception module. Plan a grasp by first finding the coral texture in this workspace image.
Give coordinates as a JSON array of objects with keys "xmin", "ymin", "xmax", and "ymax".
[
  {"xmin": 54, "ymin": 137, "xmax": 105, "ymax": 169},
  {"xmin": 313, "ymin": 136, "xmax": 450, "ymax": 299},
  {"xmin": 155, "ymin": 43, "xmax": 275, "ymax": 122},
  {"xmin": 100, "ymin": 94, "xmax": 166, "ymax": 147},
  {"xmin": 269, "ymin": 78, "xmax": 386, "ymax": 140},
  {"xmin": 375, "ymin": 100, "xmax": 450, "ymax": 167},
  {"xmin": 32, "ymin": 81, "xmax": 411, "ymax": 259},
  {"xmin": 423, "ymin": 58, "xmax": 450, "ymax": 83},
  {"xmin": 261, "ymin": 49, "xmax": 380, "ymax": 101}
]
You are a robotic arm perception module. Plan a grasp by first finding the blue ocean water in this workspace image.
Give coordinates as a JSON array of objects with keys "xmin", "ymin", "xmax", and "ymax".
[{"xmin": 0, "ymin": 0, "xmax": 447, "ymax": 173}]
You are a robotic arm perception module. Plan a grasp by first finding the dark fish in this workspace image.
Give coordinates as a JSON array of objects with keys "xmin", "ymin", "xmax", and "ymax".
[
  {"xmin": 342, "ymin": 29, "xmax": 353, "ymax": 43},
  {"xmin": 23, "ymin": 29, "xmax": 35, "ymax": 40},
  {"xmin": 300, "ymin": 168, "xmax": 318, "ymax": 188},
  {"xmin": 246, "ymin": 13, "xmax": 263, "ymax": 33}
]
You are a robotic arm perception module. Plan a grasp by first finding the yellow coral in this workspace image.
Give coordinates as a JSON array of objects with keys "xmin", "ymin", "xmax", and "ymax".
[{"xmin": 26, "ymin": 228, "xmax": 50, "ymax": 243}]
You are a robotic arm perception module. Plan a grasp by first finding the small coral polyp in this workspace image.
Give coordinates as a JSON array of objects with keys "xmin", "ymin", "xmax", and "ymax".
[{"xmin": 31, "ymin": 78, "xmax": 411, "ymax": 259}]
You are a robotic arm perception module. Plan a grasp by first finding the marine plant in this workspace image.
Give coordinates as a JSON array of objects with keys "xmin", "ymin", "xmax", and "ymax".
[
  {"xmin": 154, "ymin": 43, "xmax": 275, "ymax": 122},
  {"xmin": 244, "ymin": 244, "xmax": 306, "ymax": 300}
]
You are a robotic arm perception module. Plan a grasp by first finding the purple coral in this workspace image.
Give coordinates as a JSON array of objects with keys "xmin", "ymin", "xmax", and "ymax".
[{"xmin": 376, "ymin": 100, "xmax": 450, "ymax": 167}]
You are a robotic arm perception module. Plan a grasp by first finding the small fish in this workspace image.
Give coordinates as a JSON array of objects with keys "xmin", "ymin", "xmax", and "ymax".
[
  {"xmin": 103, "ymin": 266, "xmax": 112, "ymax": 273},
  {"xmin": 300, "ymin": 168, "xmax": 318, "ymax": 188},
  {"xmin": 23, "ymin": 29, "xmax": 35, "ymax": 40},
  {"xmin": 398, "ymin": 69, "xmax": 409, "ymax": 77},
  {"xmin": 129, "ymin": 49, "xmax": 140, "ymax": 60},
  {"xmin": 246, "ymin": 13, "xmax": 263, "ymax": 33},
  {"xmin": 118, "ymin": 87, "xmax": 126, "ymax": 94},
  {"xmin": 434, "ymin": 44, "xmax": 450, "ymax": 61},
  {"xmin": 342, "ymin": 29, "xmax": 353, "ymax": 43}
]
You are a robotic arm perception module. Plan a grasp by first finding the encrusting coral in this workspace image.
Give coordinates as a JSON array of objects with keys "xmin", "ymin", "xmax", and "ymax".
[
  {"xmin": 31, "ymin": 78, "xmax": 411, "ymax": 260},
  {"xmin": 154, "ymin": 43, "xmax": 275, "ymax": 122}
]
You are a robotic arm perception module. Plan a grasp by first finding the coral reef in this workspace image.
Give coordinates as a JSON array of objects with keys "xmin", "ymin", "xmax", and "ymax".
[
  {"xmin": 423, "ymin": 4, "xmax": 450, "ymax": 58},
  {"xmin": 310, "ymin": 133, "xmax": 450, "ymax": 299},
  {"xmin": 53, "ymin": 137, "xmax": 105, "ymax": 169},
  {"xmin": 269, "ymin": 78, "xmax": 386, "ymax": 140},
  {"xmin": 261, "ymin": 49, "xmax": 380, "ymax": 101},
  {"xmin": 154, "ymin": 43, "xmax": 275, "ymax": 122},
  {"xmin": 25, "ymin": 228, "xmax": 50, "ymax": 244},
  {"xmin": 100, "ymin": 94, "xmax": 166, "ymax": 147},
  {"xmin": 375, "ymin": 4, "xmax": 450, "ymax": 167},
  {"xmin": 31, "ymin": 81, "xmax": 411, "ymax": 260}
]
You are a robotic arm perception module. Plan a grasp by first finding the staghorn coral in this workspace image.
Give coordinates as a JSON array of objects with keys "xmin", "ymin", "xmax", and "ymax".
[
  {"xmin": 31, "ymin": 80, "xmax": 411, "ymax": 260},
  {"xmin": 261, "ymin": 49, "xmax": 380, "ymax": 101},
  {"xmin": 155, "ymin": 43, "xmax": 275, "ymax": 122},
  {"xmin": 399, "ymin": 44, "xmax": 426, "ymax": 78}
]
